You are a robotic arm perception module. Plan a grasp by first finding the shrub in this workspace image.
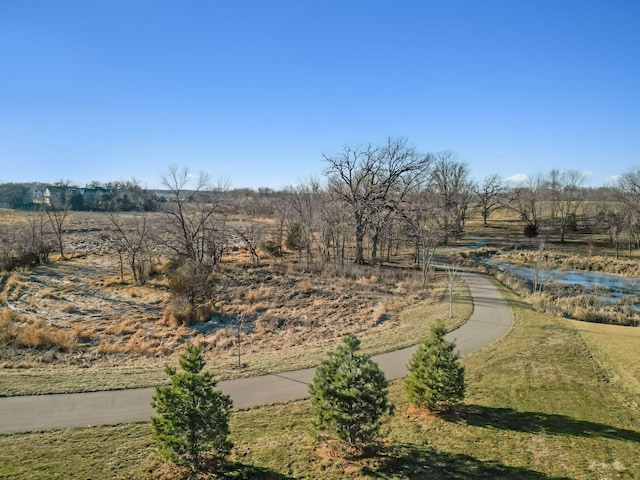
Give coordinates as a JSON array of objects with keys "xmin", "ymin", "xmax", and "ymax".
[
  {"xmin": 260, "ymin": 238, "xmax": 283, "ymax": 258},
  {"xmin": 0, "ymin": 308, "xmax": 20, "ymax": 344},
  {"xmin": 151, "ymin": 343, "xmax": 233, "ymax": 474},
  {"xmin": 17, "ymin": 319, "xmax": 73, "ymax": 351},
  {"xmin": 404, "ymin": 321, "xmax": 465, "ymax": 412},
  {"xmin": 309, "ymin": 334, "xmax": 393, "ymax": 453},
  {"xmin": 523, "ymin": 223, "xmax": 539, "ymax": 238}
]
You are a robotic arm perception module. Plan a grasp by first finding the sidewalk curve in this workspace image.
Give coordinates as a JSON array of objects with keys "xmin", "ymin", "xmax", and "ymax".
[{"xmin": 0, "ymin": 272, "xmax": 511, "ymax": 433}]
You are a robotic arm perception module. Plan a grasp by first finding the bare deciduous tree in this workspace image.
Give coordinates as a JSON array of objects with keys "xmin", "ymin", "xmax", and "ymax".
[
  {"xmin": 234, "ymin": 221, "xmax": 263, "ymax": 266},
  {"xmin": 402, "ymin": 194, "xmax": 444, "ymax": 286},
  {"xmin": 160, "ymin": 165, "xmax": 228, "ymax": 266},
  {"xmin": 443, "ymin": 262, "xmax": 465, "ymax": 318},
  {"xmin": 428, "ymin": 152, "xmax": 473, "ymax": 244},
  {"xmin": 324, "ymin": 137, "xmax": 430, "ymax": 264},
  {"xmin": 284, "ymin": 179, "xmax": 324, "ymax": 269},
  {"xmin": 108, "ymin": 212, "xmax": 153, "ymax": 284},
  {"xmin": 505, "ymin": 173, "xmax": 546, "ymax": 237},
  {"xmin": 44, "ymin": 180, "xmax": 76, "ymax": 260},
  {"xmin": 547, "ymin": 169, "xmax": 587, "ymax": 242},
  {"xmin": 474, "ymin": 174, "xmax": 506, "ymax": 226}
]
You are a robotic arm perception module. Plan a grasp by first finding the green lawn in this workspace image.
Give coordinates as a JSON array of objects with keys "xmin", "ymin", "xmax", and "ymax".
[
  {"xmin": 1, "ymin": 286, "xmax": 639, "ymax": 479},
  {"xmin": 570, "ymin": 319, "xmax": 640, "ymax": 402}
]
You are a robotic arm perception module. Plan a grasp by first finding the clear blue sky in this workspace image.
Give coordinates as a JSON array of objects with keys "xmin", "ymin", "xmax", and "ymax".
[{"xmin": 1, "ymin": 0, "xmax": 638, "ymax": 189}]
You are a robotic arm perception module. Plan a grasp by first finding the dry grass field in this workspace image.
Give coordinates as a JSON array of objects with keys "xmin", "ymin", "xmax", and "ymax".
[{"xmin": 0, "ymin": 209, "xmax": 471, "ymax": 395}]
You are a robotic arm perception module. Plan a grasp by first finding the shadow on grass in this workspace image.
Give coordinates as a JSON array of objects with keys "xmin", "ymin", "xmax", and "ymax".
[
  {"xmin": 157, "ymin": 460, "xmax": 296, "ymax": 479},
  {"xmin": 445, "ymin": 405, "xmax": 640, "ymax": 443},
  {"xmin": 362, "ymin": 444, "xmax": 570, "ymax": 479},
  {"xmin": 227, "ymin": 462, "xmax": 297, "ymax": 479}
]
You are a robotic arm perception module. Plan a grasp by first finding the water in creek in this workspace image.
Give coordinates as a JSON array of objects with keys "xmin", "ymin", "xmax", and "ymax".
[{"xmin": 485, "ymin": 260, "xmax": 640, "ymax": 301}]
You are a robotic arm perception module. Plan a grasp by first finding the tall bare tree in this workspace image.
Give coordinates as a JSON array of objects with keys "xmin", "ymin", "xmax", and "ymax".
[
  {"xmin": 614, "ymin": 169, "xmax": 640, "ymax": 215},
  {"xmin": 324, "ymin": 137, "xmax": 430, "ymax": 264},
  {"xmin": 443, "ymin": 262, "xmax": 465, "ymax": 318},
  {"xmin": 108, "ymin": 212, "xmax": 153, "ymax": 284},
  {"xmin": 160, "ymin": 165, "xmax": 228, "ymax": 266},
  {"xmin": 505, "ymin": 173, "xmax": 546, "ymax": 237},
  {"xmin": 613, "ymin": 169, "xmax": 640, "ymax": 256},
  {"xmin": 474, "ymin": 174, "xmax": 506, "ymax": 226},
  {"xmin": 44, "ymin": 180, "xmax": 76, "ymax": 260},
  {"xmin": 428, "ymin": 152, "xmax": 473, "ymax": 244},
  {"xmin": 401, "ymin": 194, "xmax": 444, "ymax": 286},
  {"xmin": 547, "ymin": 169, "xmax": 587, "ymax": 242},
  {"xmin": 284, "ymin": 179, "xmax": 324, "ymax": 268}
]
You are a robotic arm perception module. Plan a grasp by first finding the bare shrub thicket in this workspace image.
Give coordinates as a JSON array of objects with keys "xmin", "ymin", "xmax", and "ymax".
[
  {"xmin": 160, "ymin": 165, "xmax": 229, "ymax": 266},
  {"xmin": 108, "ymin": 212, "xmax": 154, "ymax": 284},
  {"xmin": 0, "ymin": 214, "xmax": 54, "ymax": 271}
]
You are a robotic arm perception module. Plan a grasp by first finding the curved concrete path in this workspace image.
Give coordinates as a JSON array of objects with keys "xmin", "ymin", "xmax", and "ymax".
[{"xmin": 0, "ymin": 272, "xmax": 511, "ymax": 434}]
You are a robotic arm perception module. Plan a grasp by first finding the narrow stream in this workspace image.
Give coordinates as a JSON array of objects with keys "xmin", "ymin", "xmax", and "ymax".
[{"xmin": 484, "ymin": 259, "xmax": 640, "ymax": 301}]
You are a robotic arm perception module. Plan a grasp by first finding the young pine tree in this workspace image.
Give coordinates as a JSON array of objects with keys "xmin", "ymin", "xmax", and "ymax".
[
  {"xmin": 309, "ymin": 334, "xmax": 393, "ymax": 452},
  {"xmin": 405, "ymin": 321, "xmax": 465, "ymax": 412},
  {"xmin": 151, "ymin": 343, "xmax": 233, "ymax": 474}
]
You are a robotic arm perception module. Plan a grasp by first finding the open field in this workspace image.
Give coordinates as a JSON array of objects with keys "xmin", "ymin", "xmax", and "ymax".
[
  {"xmin": 1, "ymin": 285, "xmax": 639, "ymax": 479},
  {"xmin": 0, "ymin": 209, "xmax": 471, "ymax": 395},
  {"xmin": 3, "ymin": 203, "xmax": 640, "ymax": 397}
]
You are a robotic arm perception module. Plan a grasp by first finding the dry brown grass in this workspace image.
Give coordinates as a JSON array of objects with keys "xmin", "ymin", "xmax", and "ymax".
[
  {"xmin": 104, "ymin": 320, "xmax": 137, "ymax": 336},
  {"xmin": 1, "ymin": 309, "xmax": 74, "ymax": 350},
  {"xmin": 297, "ymin": 279, "xmax": 313, "ymax": 293},
  {"xmin": 0, "ymin": 210, "xmax": 467, "ymax": 394},
  {"xmin": 1, "ymin": 271, "xmax": 25, "ymax": 302},
  {"xmin": 17, "ymin": 320, "xmax": 73, "ymax": 350},
  {"xmin": 0, "ymin": 308, "xmax": 21, "ymax": 343},
  {"xmin": 371, "ymin": 301, "xmax": 387, "ymax": 324}
]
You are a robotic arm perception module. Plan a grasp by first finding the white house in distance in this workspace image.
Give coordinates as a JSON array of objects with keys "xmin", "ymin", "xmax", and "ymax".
[{"xmin": 42, "ymin": 186, "xmax": 109, "ymax": 209}]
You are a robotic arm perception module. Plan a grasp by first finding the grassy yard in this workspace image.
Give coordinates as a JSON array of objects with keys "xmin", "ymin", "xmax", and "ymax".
[
  {"xmin": 570, "ymin": 319, "xmax": 640, "ymax": 402},
  {"xmin": 1, "ymin": 285, "xmax": 639, "ymax": 478}
]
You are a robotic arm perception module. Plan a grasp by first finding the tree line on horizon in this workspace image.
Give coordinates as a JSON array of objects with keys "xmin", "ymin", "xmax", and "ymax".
[{"xmin": 1, "ymin": 137, "xmax": 640, "ymax": 280}]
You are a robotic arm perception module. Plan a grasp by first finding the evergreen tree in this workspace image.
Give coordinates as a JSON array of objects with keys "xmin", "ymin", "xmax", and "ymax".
[
  {"xmin": 151, "ymin": 343, "xmax": 232, "ymax": 474},
  {"xmin": 405, "ymin": 321, "xmax": 465, "ymax": 412},
  {"xmin": 309, "ymin": 334, "xmax": 392, "ymax": 451}
]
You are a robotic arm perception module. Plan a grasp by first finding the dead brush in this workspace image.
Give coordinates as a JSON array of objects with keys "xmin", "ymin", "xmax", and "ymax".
[
  {"xmin": 255, "ymin": 312, "xmax": 285, "ymax": 334},
  {"xmin": 72, "ymin": 326, "xmax": 96, "ymax": 343},
  {"xmin": 17, "ymin": 320, "xmax": 73, "ymax": 350},
  {"xmin": 244, "ymin": 288, "xmax": 267, "ymax": 305},
  {"xmin": 0, "ymin": 308, "xmax": 22, "ymax": 344},
  {"xmin": 40, "ymin": 290, "xmax": 60, "ymax": 300},
  {"xmin": 96, "ymin": 339, "xmax": 123, "ymax": 354},
  {"xmin": 161, "ymin": 298, "xmax": 195, "ymax": 327},
  {"xmin": 210, "ymin": 327, "xmax": 235, "ymax": 350},
  {"xmin": 572, "ymin": 306, "xmax": 592, "ymax": 322},
  {"xmin": 104, "ymin": 320, "xmax": 137, "ymax": 336},
  {"xmin": 297, "ymin": 279, "xmax": 313, "ymax": 293},
  {"xmin": 125, "ymin": 333, "xmax": 157, "ymax": 356},
  {"xmin": 371, "ymin": 301, "xmax": 388, "ymax": 325},
  {"xmin": 1, "ymin": 272, "xmax": 25, "ymax": 301}
]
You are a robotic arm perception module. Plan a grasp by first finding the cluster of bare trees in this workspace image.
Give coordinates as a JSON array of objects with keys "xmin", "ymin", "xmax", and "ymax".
[
  {"xmin": 274, "ymin": 138, "xmax": 475, "ymax": 276},
  {"xmin": 610, "ymin": 169, "xmax": 640, "ymax": 258},
  {"xmin": 3, "ymin": 141, "xmax": 640, "ymax": 283}
]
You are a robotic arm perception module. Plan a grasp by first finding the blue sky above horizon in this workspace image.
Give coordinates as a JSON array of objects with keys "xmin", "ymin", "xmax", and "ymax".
[{"xmin": 1, "ymin": 0, "xmax": 638, "ymax": 190}]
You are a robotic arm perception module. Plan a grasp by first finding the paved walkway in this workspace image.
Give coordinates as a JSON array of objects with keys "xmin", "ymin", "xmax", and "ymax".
[{"xmin": 0, "ymin": 272, "xmax": 511, "ymax": 434}]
